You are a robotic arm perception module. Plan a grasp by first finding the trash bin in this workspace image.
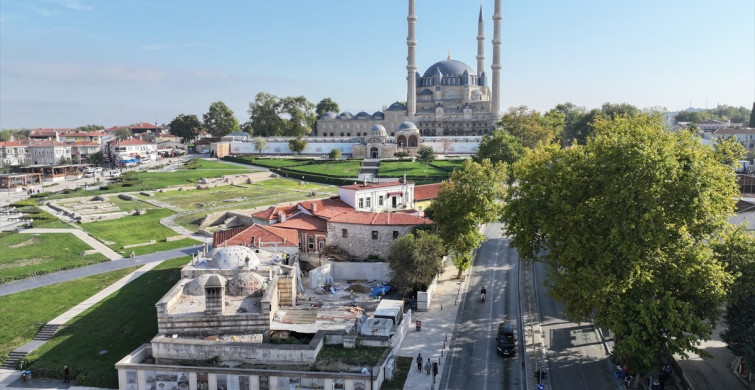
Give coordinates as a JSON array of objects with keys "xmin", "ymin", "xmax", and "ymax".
[{"xmin": 416, "ymin": 320, "xmax": 422, "ymax": 331}]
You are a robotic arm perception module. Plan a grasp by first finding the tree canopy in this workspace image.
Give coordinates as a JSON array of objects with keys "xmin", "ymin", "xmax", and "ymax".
[
  {"xmin": 252, "ymin": 137, "xmax": 267, "ymax": 155},
  {"xmin": 114, "ymin": 128, "xmax": 133, "ymax": 141},
  {"xmin": 431, "ymin": 159, "xmax": 508, "ymax": 278},
  {"xmin": 473, "ymin": 128, "xmax": 525, "ymax": 166},
  {"xmin": 203, "ymin": 101, "xmax": 239, "ymax": 138},
  {"xmin": 247, "ymin": 92, "xmax": 315, "ymax": 137},
  {"xmin": 676, "ymin": 105, "xmax": 750, "ymax": 124},
  {"xmin": 316, "ymin": 97, "xmax": 339, "ymax": 117},
  {"xmin": 713, "ymin": 136, "xmax": 747, "ymax": 167},
  {"xmin": 288, "ymin": 136, "xmax": 307, "ymax": 155},
  {"xmin": 502, "ymin": 114, "xmax": 740, "ymax": 374},
  {"xmin": 415, "ymin": 145, "xmax": 435, "ymax": 168},
  {"xmin": 498, "ymin": 105, "xmax": 562, "ymax": 149},
  {"xmin": 76, "ymin": 124, "xmax": 105, "ymax": 131},
  {"xmin": 388, "ymin": 230, "xmax": 446, "ymax": 295},
  {"xmin": 168, "ymin": 114, "xmax": 203, "ymax": 143},
  {"xmin": 329, "ymin": 148, "xmax": 341, "ymax": 160}
]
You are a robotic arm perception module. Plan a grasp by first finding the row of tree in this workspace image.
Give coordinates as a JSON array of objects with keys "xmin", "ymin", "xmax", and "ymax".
[
  {"xmin": 389, "ymin": 111, "xmax": 754, "ymax": 379},
  {"xmin": 675, "ymin": 104, "xmax": 753, "ymax": 125}
]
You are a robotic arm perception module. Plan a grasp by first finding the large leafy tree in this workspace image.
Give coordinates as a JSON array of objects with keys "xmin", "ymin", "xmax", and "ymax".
[
  {"xmin": 288, "ymin": 136, "xmax": 307, "ymax": 155},
  {"xmin": 502, "ymin": 114, "xmax": 740, "ymax": 374},
  {"xmin": 388, "ymin": 230, "xmax": 446, "ymax": 295},
  {"xmin": 415, "ymin": 145, "xmax": 435, "ymax": 168},
  {"xmin": 168, "ymin": 114, "xmax": 203, "ymax": 144},
  {"xmin": 498, "ymin": 106, "xmax": 561, "ymax": 149},
  {"xmin": 252, "ymin": 137, "xmax": 267, "ymax": 155},
  {"xmin": 713, "ymin": 136, "xmax": 746, "ymax": 167},
  {"xmin": 473, "ymin": 128, "xmax": 525, "ymax": 166},
  {"xmin": 431, "ymin": 159, "xmax": 508, "ymax": 278},
  {"xmin": 315, "ymin": 97, "xmax": 339, "ymax": 117},
  {"xmin": 114, "ymin": 128, "xmax": 133, "ymax": 141},
  {"xmin": 203, "ymin": 101, "xmax": 239, "ymax": 138},
  {"xmin": 247, "ymin": 93, "xmax": 315, "ymax": 137}
]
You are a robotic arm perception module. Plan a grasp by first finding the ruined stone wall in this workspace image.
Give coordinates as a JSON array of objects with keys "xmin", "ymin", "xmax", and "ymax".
[{"xmin": 326, "ymin": 222, "xmax": 415, "ymax": 259}]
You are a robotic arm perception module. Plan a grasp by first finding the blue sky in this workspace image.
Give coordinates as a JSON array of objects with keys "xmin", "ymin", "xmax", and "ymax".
[{"xmin": 1, "ymin": 0, "xmax": 753, "ymax": 129}]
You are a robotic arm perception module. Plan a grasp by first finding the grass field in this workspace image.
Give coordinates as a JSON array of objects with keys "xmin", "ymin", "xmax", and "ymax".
[
  {"xmin": 139, "ymin": 178, "xmax": 335, "ymax": 211},
  {"xmin": 283, "ymin": 160, "xmax": 362, "ymax": 177},
  {"xmin": 378, "ymin": 161, "xmax": 450, "ymax": 177},
  {"xmin": 0, "ymin": 266, "xmax": 137, "ymax": 367},
  {"xmin": 23, "ymin": 257, "xmax": 191, "ymax": 388},
  {"xmin": 380, "ymin": 356, "xmax": 412, "ymax": 389},
  {"xmin": 243, "ymin": 158, "xmax": 315, "ymax": 168},
  {"xmin": 429, "ymin": 159, "xmax": 466, "ymax": 171},
  {"xmin": 0, "ymin": 233, "xmax": 109, "ymax": 284},
  {"xmin": 77, "ymin": 208, "xmax": 200, "ymax": 255}
]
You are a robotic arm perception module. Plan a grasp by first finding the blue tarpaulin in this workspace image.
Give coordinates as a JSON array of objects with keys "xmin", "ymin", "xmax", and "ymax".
[{"xmin": 370, "ymin": 285, "xmax": 391, "ymax": 297}]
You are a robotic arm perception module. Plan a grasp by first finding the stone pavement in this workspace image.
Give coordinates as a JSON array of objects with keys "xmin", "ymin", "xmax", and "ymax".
[
  {"xmin": 398, "ymin": 264, "xmax": 468, "ymax": 390},
  {"xmin": 20, "ymin": 228, "xmax": 123, "ymax": 260}
]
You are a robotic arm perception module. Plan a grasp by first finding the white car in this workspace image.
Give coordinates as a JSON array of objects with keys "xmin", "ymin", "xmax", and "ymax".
[{"xmin": 84, "ymin": 172, "xmax": 95, "ymax": 178}]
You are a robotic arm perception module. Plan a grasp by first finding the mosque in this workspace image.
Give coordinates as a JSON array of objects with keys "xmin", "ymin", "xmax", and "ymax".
[{"xmin": 216, "ymin": 0, "xmax": 503, "ymax": 160}]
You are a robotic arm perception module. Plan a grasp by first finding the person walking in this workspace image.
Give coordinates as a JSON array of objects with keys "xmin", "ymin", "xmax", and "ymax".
[
  {"xmin": 63, "ymin": 365, "xmax": 70, "ymax": 383},
  {"xmin": 425, "ymin": 358, "xmax": 431, "ymax": 375},
  {"xmin": 432, "ymin": 362, "xmax": 439, "ymax": 378},
  {"xmin": 416, "ymin": 353, "xmax": 423, "ymax": 371}
]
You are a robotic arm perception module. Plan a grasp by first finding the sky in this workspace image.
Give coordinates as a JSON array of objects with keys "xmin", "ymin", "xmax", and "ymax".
[{"xmin": 0, "ymin": 0, "xmax": 753, "ymax": 129}]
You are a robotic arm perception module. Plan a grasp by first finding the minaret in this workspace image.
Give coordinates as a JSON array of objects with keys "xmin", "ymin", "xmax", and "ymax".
[
  {"xmin": 476, "ymin": 4, "xmax": 485, "ymax": 79},
  {"xmin": 406, "ymin": 0, "xmax": 417, "ymax": 117},
  {"xmin": 491, "ymin": 0, "xmax": 502, "ymax": 116}
]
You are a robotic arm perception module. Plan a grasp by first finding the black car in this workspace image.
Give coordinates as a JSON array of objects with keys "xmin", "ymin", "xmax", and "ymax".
[{"xmin": 496, "ymin": 322, "xmax": 517, "ymax": 356}]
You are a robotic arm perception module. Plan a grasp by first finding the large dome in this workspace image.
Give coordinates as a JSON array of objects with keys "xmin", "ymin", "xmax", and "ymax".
[
  {"xmin": 210, "ymin": 246, "xmax": 260, "ymax": 269},
  {"xmin": 422, "ymin": 59, "xmax": 474, "ymax": 78}
]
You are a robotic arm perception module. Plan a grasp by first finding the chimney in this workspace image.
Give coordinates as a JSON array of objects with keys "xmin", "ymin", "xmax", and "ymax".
[
  {"xmin": 311, "ymin": 202, "xmax": 318, "ymax": 213},
  {"xmin": 204, "ymin": 274, "xmax": 224, "ymax": 315},
  {"xmin": 278, "ymin": 210, "xmax": 286, "ymax": 223}
]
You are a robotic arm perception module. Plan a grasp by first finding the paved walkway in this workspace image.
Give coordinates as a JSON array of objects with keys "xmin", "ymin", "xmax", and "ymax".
[{"xmin": 20, "ymin": 228, "xmax": 122, "ymax": 260}]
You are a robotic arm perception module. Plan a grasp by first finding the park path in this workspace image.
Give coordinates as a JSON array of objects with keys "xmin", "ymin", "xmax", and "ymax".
[{"xmin": 20, "ymin": 228, "xmax": 122, "ymax": 260}]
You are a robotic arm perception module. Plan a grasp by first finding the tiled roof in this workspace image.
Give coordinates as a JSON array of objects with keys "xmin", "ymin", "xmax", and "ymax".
[
  {"xmin": 340, "ymin": 181, "xmax": 405, "ymax": 190},
  {"xmin": 298, "ymin": 197, "xmax": 353, "ymax": 219},
  {"xmin": 713, "ymin": 127, "xmax": 755, "ymax": 135},
  {"xmin": 252, "ymin": 204, "xmax": 300, "ymax": 221},
  {"xmin": 328, "ymin": 210, "xmax": 431, "ymax": 225},
  {"xmin": 129, "ymin": 122, "xmax": 161, "ymax": 130},
  {"xmin": 28, "ymin": 141, "xmax": 70, "ymax": 147},
  {"xmin": 114, "ymin": 138, "xmax": 154, "ymax": 146},
  {"xmin": 0, "ymin": 141, "xmax": 28, "ymax": 147},
  {"xmin": 213, "ymin": 224, "xmax": 299, "ymax": 248},
  {"xmin": 65, "ymin": 131, "xmax": 105, "ymax": 137},
  {"xmin": 414, "ymin": 183, "xmax": 442, "ymax": 201},
  {"xmin": 29, "ymin": 128, "xmax": 71, "ymax": 136},
  {"xmin": 272, "ymin": 213, "xmax": 327, "ymax": 231},
  {"xmin": 70, "ymin": 141, "xmax": 101, "ymax": 147}
]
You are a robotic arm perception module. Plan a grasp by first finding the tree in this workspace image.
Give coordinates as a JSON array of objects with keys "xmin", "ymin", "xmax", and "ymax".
[
  {"xmin": 252, "ymin": 137, "xmax": 267, "ymax": 155},
  {"xmin": 416, "ymin": 145, "xmax": 435, "ymax": 168},
  {"xmin": 441, "ymin": 138, "xmax": 453, "ymax": 154},
  {"xmin": 288, "ymin": 136, "xmax": 307, "ymax": 155},
  {"xmin": 431, "ymin": 159, "xmax": 508, "ymax": 278},
  {"xmin": 114, "ymin": 128, "xmax": 133, "ymax": 141},
  {"xmin": 203, "ymin": 101, "xmax": 239, "ymax": 138},
  {"xmin": 713, "ymin": 136, "xmax": 746, "ymax": 167},
  {"xmin": 749, "ymin": 102, "xmax": 755, "ymax": 128},
  {"xmin": 498, "ymin": 106, "xmax": 561, "ymax": 149},
  {"xmin": 394, "ymin": 151, "xmax": 410, "ymax": 158},
  {"xmin": 388, "ymin": 230, "xmax": 445, "ymax": 295},
  {"xmin": 502, "ymin": 114, "xmax": 740, "ymax": 375},
  {"xmin": 473, "ymin": 128, "xmax": 525, "ymax": 166},
  {"xmin": 86, "ymin": 151, "xmax": 103, "ymax": 165},
  {"xmin": 316, "ymin": 97, "xmax": 339, "ymax": 117},
  {"xmin": 550, "ymin": 102, "xmax": 587, "ymax": 146},
  {"xmin": 247, "ymin": 93, "xmax": 315, "ymax": 137},
  {"xmin": 168, "ymin": 114, "xmax": 203, "ymax": 144},
  {"xmin": 76, "ymin": 124, "xmax": 105, "ymax": 131},
  {"xmin": 329, "ymin": 148, "xmax": 341, "ymax": 160}
]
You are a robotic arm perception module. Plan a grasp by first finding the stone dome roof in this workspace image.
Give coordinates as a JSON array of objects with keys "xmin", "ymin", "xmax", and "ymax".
[
  {"xmin": 321, "ymin": 112, "xmax": 337, "ymax": 120},
  {"xmin": 372, "ymin": 111, "xmax": 384, "ymax": 118},
  {"xmin": 371, "ymin": 124, "xmax": 387, "ymax": 136},
  {"xmin": 227, "ymin": 272, "xmax": 266, "ymax": 296},
  {"xmin": 210, "ymin": 246, "xmax": 260, "ymax": 269},
  {"xmin": 338, "ymin": 112, "xmax": 353, "ymax": 119},
  {"xmin": 422, "ymin": 59, "xmax": 474, "ymax": 78},
  {"xmin": 397, "ymin": 121, "xmax": 418, "ymax": 131},
  {"xmin": 386, "ymin": 102, "xmax": 407, "ymax": 111},
  {"xmin": 356, "ymin": 111, "xmax": 371, "ymax": 119},
  {"xmin": 471, "ymin": 89, "xmax": 483, "ymax": 95},
  {"xmin": 183, "ymin": 273, "xmax": 229, "ymax": 296}
]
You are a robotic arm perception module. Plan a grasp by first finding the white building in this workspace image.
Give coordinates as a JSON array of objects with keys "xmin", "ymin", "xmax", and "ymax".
[
  {"xmin": 338, "ymin": 181, "xmax": 415, "ymax": 212},
  {"xmin": 28, "ymin": 141, "xmax": 72, "ymax": 165}
]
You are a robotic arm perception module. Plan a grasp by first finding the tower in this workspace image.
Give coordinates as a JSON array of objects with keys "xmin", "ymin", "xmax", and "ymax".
[
  {"xmin": 406, "ymin": 0, "xmax": 417, "ymax": 117},
  {"xmin": 476, "ymin": 4, "xmax": 485, "ymax": 79},
  {"xmin": 491, "ymin": 0, "xmax": 502, "ymax": 116}
]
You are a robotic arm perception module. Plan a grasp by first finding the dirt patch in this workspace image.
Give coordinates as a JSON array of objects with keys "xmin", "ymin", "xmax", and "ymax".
[
  {"xmin": 8, "ymin": 237, "xmax": 38, "ymax": 248},
  {"xmin": 0, "ymin": 257, "xmax": 47, "ymax": 269}
]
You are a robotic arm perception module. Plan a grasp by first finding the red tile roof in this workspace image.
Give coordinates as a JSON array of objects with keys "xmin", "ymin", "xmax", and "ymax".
[
  {"xmin": 213, "ymin": 224, "xmax": 299, "ymax": 248},
  {"xmin": 340, "ymin": 181, "xmax": 404, "ymax": 190},
  {"xmin": 0, "ymin": 141, "xmax": 28, "ymax": 147},
  {"xmin": 298, "ymin": 197, "xmax": 353, "ymax": 219},
  {"xmin": 70, "ymin": 141, "xmax": 101, "ymax": 147},
  {"xmin": 28, "ymin": 141, "xmax": 70, "ymax": 147},
  {"xmin": 129, "ymin": 122, "xmax": 161, "ymax": 130},
  {"xmin": 252, "ymin": 204, "xmax": 300, "ymax": 221},
  {"xmin": 65, "ymin": 131, "xmax": 106, "ymax": 137},
  {"xmin": 272, "ymin": 213, "xmax": 327, "ymax": 232},
  {"xmin": 414, "ymin": 183, "xmax": 442, "ymax": 201},
  {"xmin": 328, "ymin": 210, "xmax": 431, "ymax": 225}
]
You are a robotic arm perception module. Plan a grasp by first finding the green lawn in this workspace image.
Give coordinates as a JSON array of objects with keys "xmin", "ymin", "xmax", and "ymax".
[
  {"xmin": 242, "ymin": 157, "xmax": 315, "ymax": 168},
  {"xmin": 430, "ymin": 159, "xmax": 466, "ymax": 171},
  {"xmin": 313, "ymin": 344, "xmax": 389, "ymax": 371},
  {"xmin": 77, "ymin": 208, "xmax": 200, "ymax": 255},
  {"xmin": 378, "ymin": 161, "xmax": 450, "ymax": 177},
  {"xmin": 380, "ymin": 356, "xmax": 412, "ymax": 389},
  {"xmin": 286, "ymin": 160, "xmax": 362, "ymax": 177},
  {"xmin": 0, "ymin": 266, "xmax": 137, "ymax": 367},
  {"xmin": 0, "ymin": 233, "xmax": 109, "ymax": 284},
  {"xmin": 23, "ymin": 257, "xmax": 191, "ymax": 388}
]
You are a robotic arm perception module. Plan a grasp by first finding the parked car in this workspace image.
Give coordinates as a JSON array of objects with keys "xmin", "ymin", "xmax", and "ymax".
[
  {"xmin": 84, "ymin": 172, "xmax": 95, "ymax": 178},
  {"xmin": 496, "ymin": 322, "xmax": 517, "ymax": 356}
]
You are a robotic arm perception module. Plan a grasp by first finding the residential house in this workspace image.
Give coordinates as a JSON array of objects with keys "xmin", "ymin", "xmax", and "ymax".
[
  {"xmin": 325, "ymin": 210, "xmax": 431, "ymax": 259},
  {"xmin": 712, "ymin": 127, "xmax": 755, "ymax": 152},
  {"xmin": 0, "ymin": 141, "xmax": 29, "ymax": 166},
  {"xmin": 106, "ymin": 138, "xmax": 158, "ymax": 166},
  {"xmin": 413, "ymin": 182, "xmax": 442, "ymax": 214},
  {"xmin": 28, "ymin": 141, "xmax": 72, "ymax": 165},
  {"xmin": 338, "ymin": 181, "xmax": 415, "ymax": 212},
  {"xmin": 129, "ymin": 122, "xmax": 162, "ymax": 135}
]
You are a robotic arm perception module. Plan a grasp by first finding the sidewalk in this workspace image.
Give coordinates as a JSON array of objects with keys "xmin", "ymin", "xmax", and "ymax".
[{"xmin": 398, "ymin": 264, "xmax": 467, "ymax": 390}]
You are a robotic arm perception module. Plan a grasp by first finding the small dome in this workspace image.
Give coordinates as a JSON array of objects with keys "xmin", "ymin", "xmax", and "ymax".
[
  {"xmin": 372, "ymin": 111, "xmax": 384, "ymax": 118},
  {"xmin": 386, "ymin": 102, "xmax": 406, "ymax": 111},
  {"xmin": 227, "ymin": 272, "xmax": 266, "ymax": 296},
  {"xmin": 356, "ymin": 111, "xmax": 371, "ymax": 119},
  {"xmin": 471, "ymin": 89, "xmax": 483, "ymax": 95},
  {"xmin": 397, "ymin": 121, "xmax": 418, "ymax": 131},
  {"xmin": 210, "ymin": 246, "xmax": 260, "ymax": 269},
  {"xmin": 321, "ymin": 112, "xmax": 337, "ymax": 120},
  {"xmin": 422, "ymin": 59, "xmax": 474, "ymax": 78},
  {"xmin": 371, "ymin": 125, "xmax": 387, "ymax": 136},
  {"xmin": 418, "ymin": 89, "xmax": 433, "ymax": 96},
  {"xmin": 183, "ymin": 274, "xmax": 229, "ymax": 296},
  {"xmin": 338, "ymin": 112, "xmax": 353, "ymax": 119}
]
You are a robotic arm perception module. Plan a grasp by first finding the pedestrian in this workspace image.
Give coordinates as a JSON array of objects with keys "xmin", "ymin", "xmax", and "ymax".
[
  {"xmin": 425, "ymin": 358, "xmax": 431, "ymax": 375},
  {"xmin": 432, "ymin": 362, "xmax": 438, "ymax": 378},
  {"xmin": 63, "ymin": 365, "xmax": 69, "ymax": 383},
  {"xmin": 416, "ymin": 353, "xmax": 423, "ymax": 371},
  {"xmin": 350, "ymin": 291, "xmax": 356, "ymax": 305}
]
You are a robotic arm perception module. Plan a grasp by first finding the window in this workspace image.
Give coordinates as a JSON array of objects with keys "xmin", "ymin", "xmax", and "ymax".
[
  {"xmin": 308, "ymin": 237, "xmax": 315, "ymax": 250},
  {"xmin": 319, "ymin": 241, "xmax": 325, "ymax": 250},
  {"xmin": 372, "ymin": 231, "xmax": 379, "ymax": 240},
  {"xmin": 366, "ymin": 197, "xmax": 371, "ymax": 208},
  {"xmin": 358, "ymin": 198, "xmax": 364, "ymax": 208},
  {"xmin": 393, "ymin": 231, "xmax": 399, "ymax": 240},
  {"xmin": 342, "ymin": 229, "xmax": 348, "ymax": 238},
  {"xmin": 378, "ymin": 196, "xmax": 384, "ymax": 206}
]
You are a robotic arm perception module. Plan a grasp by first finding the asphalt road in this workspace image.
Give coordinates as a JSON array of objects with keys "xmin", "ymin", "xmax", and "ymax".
[
  {"xmin": 441, "ymin": 223, "xmax": 525, "ymax": 390},
  {"xmin": 533, "ymin": 261, "xmax": 623, "ymax": 390}
]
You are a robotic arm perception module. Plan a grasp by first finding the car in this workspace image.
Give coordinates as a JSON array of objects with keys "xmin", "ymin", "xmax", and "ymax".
[
  {"xmin": 84, "ymin": 172, "xmax": 95, "ymax": 178},
  {"xmin": 496, "ymin": 322, "xmax": 517, "ymax": 356}
]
